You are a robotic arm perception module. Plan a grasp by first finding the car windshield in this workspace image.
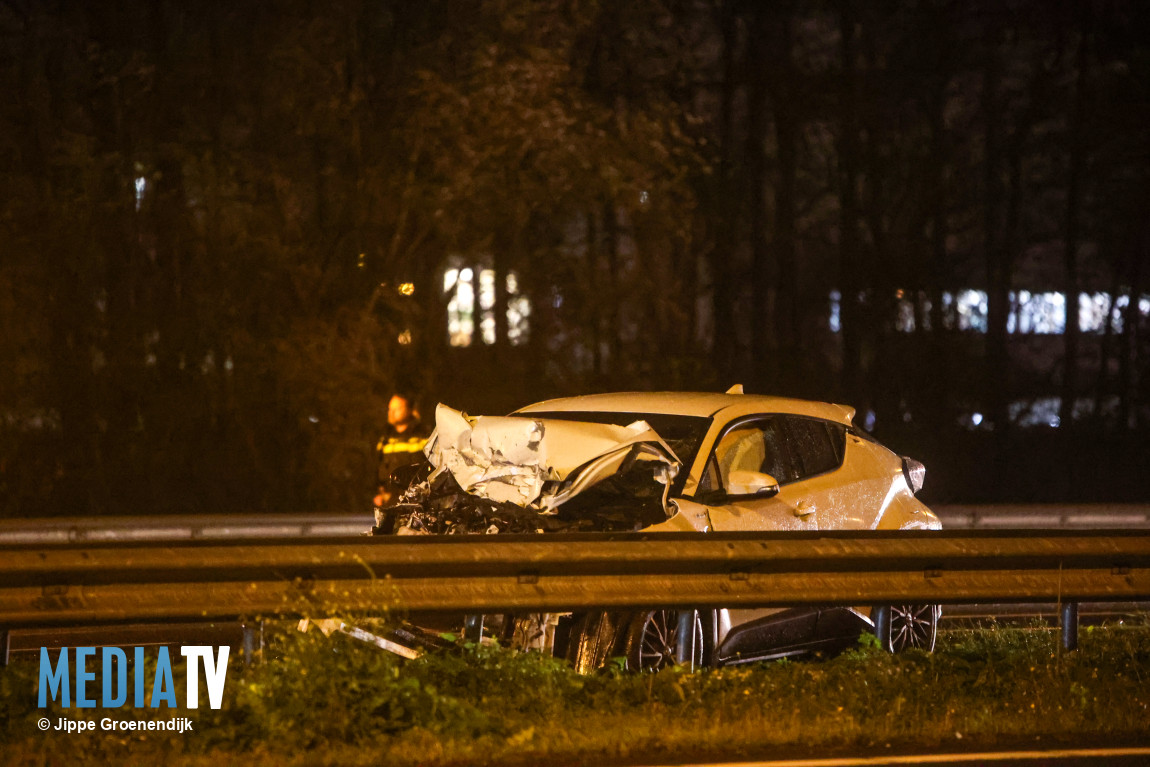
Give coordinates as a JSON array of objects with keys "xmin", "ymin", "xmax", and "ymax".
[{"xmin": 512, "ymin": 411, "xmax": 713, "ymax": 495}]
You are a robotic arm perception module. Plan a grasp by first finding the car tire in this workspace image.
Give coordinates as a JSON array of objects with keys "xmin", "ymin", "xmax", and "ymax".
[
  {"xmin": 624, "ymin": 609, "xmax": 705, "ymax": 671},
  {"xmin": 872, "ymin": 604, "xmax": 940, "ymax": 653},
  {"xmin": 564, "ymin": 611, "xmax": 629, "ymax": 674}
]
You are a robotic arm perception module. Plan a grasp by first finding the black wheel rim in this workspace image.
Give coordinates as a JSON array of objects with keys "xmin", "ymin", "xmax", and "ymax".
[{"xmin": 889, "ymin": 604, "xmax": 936, "ymax": 651}]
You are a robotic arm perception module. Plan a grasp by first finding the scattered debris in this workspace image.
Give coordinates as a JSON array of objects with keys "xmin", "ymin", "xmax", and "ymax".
[{"xmin": 296, "ymin": 617, "xmax": 423, "ymax": 659}]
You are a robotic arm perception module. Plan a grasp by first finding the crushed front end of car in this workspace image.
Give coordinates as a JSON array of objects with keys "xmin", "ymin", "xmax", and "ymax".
[{"xmin": 374, "ymin": 403, "xmax": 683, "ymax": 536}]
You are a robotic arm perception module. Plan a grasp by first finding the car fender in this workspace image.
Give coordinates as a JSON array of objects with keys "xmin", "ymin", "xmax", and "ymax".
[
  {"xmin": 875, "ymin": 489, "xmax": 942, "ymax": 531},
  {"xmin": 644, "ymin": 498, "xmax": 711, "ymax": 532}
]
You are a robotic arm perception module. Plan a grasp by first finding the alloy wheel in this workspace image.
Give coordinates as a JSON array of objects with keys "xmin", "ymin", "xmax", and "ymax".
[
  {"xmin": 875, "ymin": 604, "xmax": 939, "ymax": 652},
  {"xmin": 627, "ymin": 609, "xmax": 704, "ymax": 671}
]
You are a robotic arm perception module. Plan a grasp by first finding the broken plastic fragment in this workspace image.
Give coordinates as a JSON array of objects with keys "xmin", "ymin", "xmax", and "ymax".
[{"xmin": 296, "ymin": 618, "xmax": 423, "ymax": 659}]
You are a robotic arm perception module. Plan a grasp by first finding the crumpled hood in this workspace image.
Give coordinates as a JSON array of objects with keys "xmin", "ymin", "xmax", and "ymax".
[{"xmin": 425, "ymin": 404, "xmax": 681, "ymax": 512}]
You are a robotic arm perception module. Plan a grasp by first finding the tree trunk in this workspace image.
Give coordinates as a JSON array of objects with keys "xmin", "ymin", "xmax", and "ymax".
[
  {"xmin": 1119, "ymin": 241, "xmax": 1144, "ymax": 428},
  {"xmin": 769, "ymin": 8, "xmax": 800, "ymax": 396},
  {"xmin": 746, "ymin": 5, "xmax": 771, "ymax": 394},
  {"xmin": 603, "ymin": 198, "xmax": 621, "ymax": 373},
  {"xmin": 1093, "ymin": 253, "xmax": 1121, "ymax": 424},
  {"xmin": 837, "ymin": 0, "xmax": 864, "ymax": 409},
  {"xmin": 709, "ymin": 1, "xmax": 740, "ymax": 385},
  {"xmin": 926, "ymin": 74, "xmax": 950, "ymax": 428},
  {"xmin": 587, "ymin": 209, "xmax": 603, "ymax": 381},
  {"xmin": 981, "ymin": 35, "xmax": 1008, "ymax": 432},
  {"xmin": 1060, "ymin": 14, "xmax": 1091, "ymax": 427}
]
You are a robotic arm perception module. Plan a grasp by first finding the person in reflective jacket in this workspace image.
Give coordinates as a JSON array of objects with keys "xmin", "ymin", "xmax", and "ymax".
[{"xmin": 373, "ymin": 392, "xmax": 430, "ymax": 508}]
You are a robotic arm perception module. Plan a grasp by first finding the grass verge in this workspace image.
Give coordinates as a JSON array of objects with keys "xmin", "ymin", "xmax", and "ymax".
[{"xmin": 3, "ymin": 621, "xmax": 1149, "ymax": 765}]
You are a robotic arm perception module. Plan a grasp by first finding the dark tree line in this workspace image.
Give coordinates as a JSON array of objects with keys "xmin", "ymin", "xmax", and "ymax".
[{"xmin": 1, "ymin": 0, "xmax": 1148, "ymax": 516}]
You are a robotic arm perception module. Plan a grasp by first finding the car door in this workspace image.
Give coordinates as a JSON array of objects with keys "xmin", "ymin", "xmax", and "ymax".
[
  {"xmin": 792, "ymin": 424, "xmax": 895, "ymax": 530},
  {"xmin": 698, "ymin": 416, "xmax": 817, "ymax": 532},
  {"xmin": 769, "ymin": 416, "xmax": 853, "ymax": 529},
  {"xmin": 696, "ymin": 416, "xmax": 818, "ymax": 653}
]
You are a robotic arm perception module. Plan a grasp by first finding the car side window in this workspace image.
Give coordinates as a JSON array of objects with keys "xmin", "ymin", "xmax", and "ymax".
[
  {"xmin": 783, "ymin": 417, "xmax": 846, "ymax": 479},
  {"xmin": 711, "ymin": 418, "xmax": 799, "ymax": 489}
]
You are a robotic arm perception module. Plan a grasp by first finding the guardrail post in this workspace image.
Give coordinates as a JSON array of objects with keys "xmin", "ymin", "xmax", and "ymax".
[
  {"xmin": 873, "ymin": 606, "xmax": 892, "ymax": 652},
  {"xmin": 463, "ymin": 614, "xmax": 484, "ymax": 643},
  {"xmin": 241, "ymin": 621, "xmax": 264, "ymax": 666},
  {"xmin": 1061, "ymin": 602, "xmax": 1079, "ymax": 651},
  {"xmin": 676, "ymin": 610, "xmax": 697, "ymax": 670},
  {"xmin": 1, "ymin": 628, "xmax": 9, "ymax": 667}
]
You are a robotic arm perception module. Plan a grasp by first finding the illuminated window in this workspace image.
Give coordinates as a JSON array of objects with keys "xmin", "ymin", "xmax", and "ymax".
[
  {"xmin": 443, "ymin": 262, "xmax": 530, "ymax": 347},
  {"xmin": 1009, "ymin": 397, "xmax": 1063, "ymax": 428},
  {"xmin": 1079, "ymin": 292, "xmax": 1150, "ymax": 333},
  {"xmin": 827, "ymin": 288, "xmax": 1150, "ymax": 337},
  {"xmin": 896, "ymin": 296, "xmax": 916, "ymax": 333},
  {"xmin": 937, "ymin": 291, "xmax": 987, "ymax": 331},
  {"xmin": 954, "ymin": 290, "xmax": 988, "ymax": 332},
  {"xmin": 445, "ymin": 267, "xmax": 475, "ymax": 347},
  {"xmin": 507, "ymin": 272, "xmax": 531, "ymax": 346},
  {"xmin": 918, "ymin": 294, "xmax": 933, "ymax": 331},
  {"xmin": 1081, "ymin": 292, "xmax": 1116, "ymax": 333},
  {"xmin": 1008, "ymin": 291, "xmax": 1065, "ymax": 334},
  {"xmin": 478, "ymin": 269, "xmax": 496, "ymax": 345}
]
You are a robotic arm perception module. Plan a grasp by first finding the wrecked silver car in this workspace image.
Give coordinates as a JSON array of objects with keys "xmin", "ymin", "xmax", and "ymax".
[{"xmin": 372, "ymin": 388, "xmax": 942, "ymax": 671}]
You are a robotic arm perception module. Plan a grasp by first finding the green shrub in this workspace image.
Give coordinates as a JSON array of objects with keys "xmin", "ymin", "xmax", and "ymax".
[{"xmin": 3, "ymin": 622, "xmax": 1148, "ymax": 765}]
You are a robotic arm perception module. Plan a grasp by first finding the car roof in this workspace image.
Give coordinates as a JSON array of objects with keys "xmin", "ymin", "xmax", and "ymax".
[{"xmin": 516, "ymin": 391, "xmax": 857, "ymax": 426}]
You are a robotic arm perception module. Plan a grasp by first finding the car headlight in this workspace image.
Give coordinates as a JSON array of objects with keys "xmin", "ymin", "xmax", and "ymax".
[{"xmin": 901, "ymin": 457, "xmax": 925, "ymax": 495}]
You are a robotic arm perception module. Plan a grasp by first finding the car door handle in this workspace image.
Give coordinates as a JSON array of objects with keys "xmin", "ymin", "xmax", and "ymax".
[{"xmin": 793, "ymin": 501, "xmax": 815, "ymax": 517}]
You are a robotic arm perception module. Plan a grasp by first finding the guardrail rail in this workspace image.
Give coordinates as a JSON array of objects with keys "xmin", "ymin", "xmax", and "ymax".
[
  {"xmin": 2, "ymin": 504, "xmax": 1148, "ymax": 546},
  {"xmin": 2, "ymin": 529, "xmax": 1149, "ymax": 664}
]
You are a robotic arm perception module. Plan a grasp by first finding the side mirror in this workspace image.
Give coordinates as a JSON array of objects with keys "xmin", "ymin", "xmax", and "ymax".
[{"xmin": 725, "ymin": 470, "xmax": 780, "ymax": 498}]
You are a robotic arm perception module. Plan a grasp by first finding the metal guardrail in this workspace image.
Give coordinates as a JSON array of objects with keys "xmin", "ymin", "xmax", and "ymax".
[
  {"xmin": 1, "ymin": 531, "xmax": 1148, "ymax": 630},
  {"xmin": 2, "ymin": 504, "xmax": 1148, "ymax": 545},
  {"xmin": 0, "ymin": 513, "xmax": 372, "ymax": 544},
  {"xmin": 936, "ymin": 504, "xmax": 1150, "ymax": 529}
]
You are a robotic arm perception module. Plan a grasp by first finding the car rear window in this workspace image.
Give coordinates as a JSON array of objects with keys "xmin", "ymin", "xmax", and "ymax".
[{"xmin": 784, "ymin": 416, "xmax": 847, "ymax": 478}]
